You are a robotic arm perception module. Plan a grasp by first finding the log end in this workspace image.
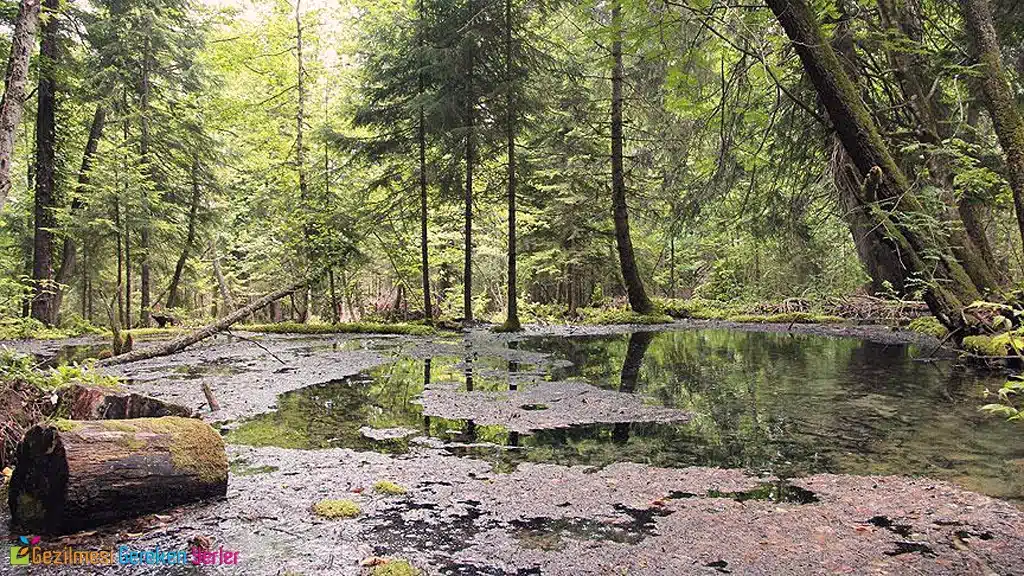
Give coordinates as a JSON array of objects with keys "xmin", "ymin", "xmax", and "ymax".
[{"xmin": 8, "ymin": 425, "xmax": 69, "ymax": 534}]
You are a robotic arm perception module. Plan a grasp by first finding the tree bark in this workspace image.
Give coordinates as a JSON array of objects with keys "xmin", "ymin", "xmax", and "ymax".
[
  {"xmin": 610, "ymin": 0, "xmax": 653, "ymax": 314},
  {"xmin": 296, "ymin": 0, "xmax": 310, "ymax": 323},
  {"xmin": 463, "ymin": 0, "xmax": 475, "ymax": 324},
  {"xmin": 764, "ymin": 0, "xmax": 983, "ymax": 331},
  {"xmin": 874, "ymin": 0, "xmax": 1002, "ymax": 291},
  {"xmin": 328, "ymin": 267, "xmax": 339, "ymax": 323},
  {"xmin": 8, "ymin": 418, "xmax": 227, "ymax": 535},
  {"xmin": 139, "ymin": 38, "xmax": 153, "ymax": 328},
  {"xmin": 418, "ymin": 0, "xmax": 432, "ymax": 325},
  {"xmin": 30, "ymin": 0, "xmax": 59, "ymax": 326},
  {"xmin": 97, "ymin": 281, "xmax": 304, "ymax": 367},
  {"xmin": 503, "ymin": 0, "xmax": 521, "ymax": 331},
  {"xmin": 53, "ymin": 106, "xmax": 106, "ymax": 317},
  {"xmin": 959, "ymin": 0, "xmax": 1024, "ymax": 253},
  {"xmin": 210, "ymin": 239, "xmax": 235, "ymax": 314},
  {"xmin": 0, "ymin": 0, "xmax": 41, "ymax": 208},
  {"xmin": 166, "ymin": 154, "xmax": 202, "ymax": 309}
]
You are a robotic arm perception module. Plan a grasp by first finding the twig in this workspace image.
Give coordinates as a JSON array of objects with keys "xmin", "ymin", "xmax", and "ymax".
[{"xmin": 224, "ymin": 329, "xmax": 288, "ymax": 366}]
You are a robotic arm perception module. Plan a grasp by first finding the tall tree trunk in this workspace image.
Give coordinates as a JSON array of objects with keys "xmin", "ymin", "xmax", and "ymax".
[
  {"xmin": 210, "ymin": 239, "xmax": 234, "ymax": 315},
  {"xmin": 959, "ymin": 0, "xmax": 1024, "ymax": 253},
  {"xmin": 30, "ymin": 0, "xmax": 59, "ymax": 325},
  {"xmin": 610, "ymin": 0, "xmax": 653, "ymax": 314},
  {"xmin": 418, "ymin": 0, "xmax": 432, "ymax": 324},
  {"xmin": 463, "ymin": 0, "xmax": 475, "ymax": 324},
  {"xmin": 295, "ymin": 0, "xmax": 310, "ymax": 323},
  {"xmin": 328, "ymin": 267, "xmax": 339, "ymax": 323},
  {"xmin": 138, "ymin": 38, "xmax": 152, "ymax": 328},
  {"xmin": 503, "ymin": 0, "xmax": 520, "ymax": 330},
  {"xmin": 114, "ymin": 198, "xmax": 124, "ymax": 326},
  {"xmin": 167, "ymin": 155, "xmax": 202, "ymax": 309},
  {"xmin": 0, "ymin": 0, "xmax": 40, "ymax": 208},
  {"xmin": 53, "ymin": 107, "xmax": 106, "ymax": 317},
  {"xmin": 873, "ymin": 0, "xmax": 1002, "ymax": 291},
  {"xmin": 764, "ymin": 0, "xmax": 981, "ymax": 331}
]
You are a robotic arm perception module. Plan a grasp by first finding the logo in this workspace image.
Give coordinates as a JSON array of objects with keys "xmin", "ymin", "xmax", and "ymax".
[{"xmin": 10, "ymin": 536, "xmax": 39, "ymax": 566}]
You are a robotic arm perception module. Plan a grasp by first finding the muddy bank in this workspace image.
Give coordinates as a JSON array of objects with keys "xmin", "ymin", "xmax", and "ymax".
[
  {"xmin": 418, "ymin": 380, "xmax": 690, "ymax": 434},
  {"xmin": 99, "ymin": 334, "xmax": 409, "ymax": 422},
  {"xmin": 2, "ymin": 445, "xmax": 1022, "ymax": 575}
]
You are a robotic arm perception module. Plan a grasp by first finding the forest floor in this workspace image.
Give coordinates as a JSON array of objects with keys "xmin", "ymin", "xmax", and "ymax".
[{"xmin": 2, "ymin": 322, "xmax": 1022, "ymax": 575}]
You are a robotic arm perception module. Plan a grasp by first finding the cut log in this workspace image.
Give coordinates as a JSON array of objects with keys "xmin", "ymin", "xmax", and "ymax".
[
  {"xmin": 97, "ymin": 281, "xmax": 304, "ymax": 367},
  {"xmin": 8, "ymin": 417, "xmax": 227, "ymax": 534},
  {"xmin": 58, "ymin": 384, "xmax": 192, "ymax": 420}
]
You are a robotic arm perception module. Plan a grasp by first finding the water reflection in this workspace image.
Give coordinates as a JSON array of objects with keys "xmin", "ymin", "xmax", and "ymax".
[{"xmin": 226, "ymin": 328, "xmax": 1024, "ymax": 501}]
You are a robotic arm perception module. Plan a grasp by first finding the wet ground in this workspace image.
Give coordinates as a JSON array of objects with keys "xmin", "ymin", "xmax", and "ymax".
[{"xmin": 3, "ymin": 321, "xmax": 1024, "ymax": 574}]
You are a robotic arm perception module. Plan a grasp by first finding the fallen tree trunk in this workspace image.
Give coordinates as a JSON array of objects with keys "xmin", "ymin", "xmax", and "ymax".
[
  {"xmin": 59, "ymin": 384, "xmax": 192, "ymax": 420},
  {"xmin": 8, "ymin": 417, "xmax": 227, "ymax": 534},
  {"xmin": 97, "ymin": 281, "xmax": 304, "ymax": 367}
]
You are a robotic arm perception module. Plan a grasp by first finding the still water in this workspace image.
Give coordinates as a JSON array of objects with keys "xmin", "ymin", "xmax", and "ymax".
[{"xmin": 226, "ymin": 329, "xmax": 1024, "ymax": 502}]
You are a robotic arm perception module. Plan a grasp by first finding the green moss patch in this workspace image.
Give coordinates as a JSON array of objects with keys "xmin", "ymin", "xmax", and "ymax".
[
  {"xmin": 962, "ymin": 332, "xmax": 1023, "ymax": 357},
  {"xmin": 579, "ymin": 307, "xmax": 673, "ymax": 325},
  {"xmin": 312, "ymin": 498, "xmax": 361, "ymax": 519},
  {"xmin": 373, "ymin": 480, "xmax": 407, "ymax": 495},
  {"xmin": 372, "ymin": 559, "xmax": 420, "ymax": 576},
  {"xmin": 907, "ymin": 316, "xmax": 948, "ymax": 338},
  {"xmin": 240, "ymin": 321, "xmax": 435, "ymax": 336},
  {"xmin": 87, "ymin": 417, "xmax": 227, "ymax": 483},
  {"xmin": 725, "ymin": 312, "xmax": 845, "ymax": 324}
]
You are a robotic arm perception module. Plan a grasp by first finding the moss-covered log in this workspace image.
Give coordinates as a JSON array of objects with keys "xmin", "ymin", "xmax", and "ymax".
[{"xmin": 8, "ymin": 417, "xmax": 227, "ymax": 534}]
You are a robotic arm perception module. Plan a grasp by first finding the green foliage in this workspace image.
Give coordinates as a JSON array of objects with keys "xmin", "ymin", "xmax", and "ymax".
[
  {"xmin": 241, "ymin": 322, "xmax": 435, "ymax": 336},
  {"xmin": 0, "ymin": 349, "xmax": 121, "ymax": 391},
  {"xmin": 981, "ymin": 378, "xmax": 1024, "ymax": 422},
  {"xmin": 578, "ymin": 307, "xmax": 673, "ymax": 326},
  {"xmin": 0, "ymin": 317, "xmax": 96, "ymax": 340},
  {"xmin": 907, "ymin": 316, "xmax": 948, "ymax": 339},
  {"xmin": 656, "ymin": 298, "xmax": 731, "ymax": 320}
]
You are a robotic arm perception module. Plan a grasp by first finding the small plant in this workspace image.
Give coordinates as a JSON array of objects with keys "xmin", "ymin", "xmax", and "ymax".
[
  {"xmin": 981, "ymin": 378, "xmax": 1024, "ymax": 421},
  {"xmin": 312, "ymin": 498, "xmax": 361, "ymax": 519},
  {"xmin": 373, "ymin": 480, "xmax": 407, "ymax": 495},
  {"xmin": 0, "ymin": 349, "xmax": 121, "ymax": 391}
]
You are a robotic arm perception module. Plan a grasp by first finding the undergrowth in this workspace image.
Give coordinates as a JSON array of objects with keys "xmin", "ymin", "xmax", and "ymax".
[{"xmin": 240, "ymin": 321, "xmax": 435, "ymax": 336}]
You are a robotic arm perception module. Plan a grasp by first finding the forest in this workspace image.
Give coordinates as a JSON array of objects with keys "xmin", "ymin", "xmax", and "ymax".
[
  {"xmin": 0, "ymin": 0, "xmax": 1019, "ymax": 341},
  {"xmin": 1, "ymin": 0, "xmax": 1024, "ymax": 573}
]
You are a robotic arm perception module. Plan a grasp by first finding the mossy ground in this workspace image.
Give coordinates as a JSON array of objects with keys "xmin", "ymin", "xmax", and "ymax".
[
  {"xmin": 312, "ymin": 498, "xmax": 360, "ymax": 518},
  {"xmin": 372, "ymin": 559, "xmax": 420, "ymax": 576},
  {"xmin": 724, "ymin": 312, "xmax": 845, "ymax": 324},
  {"xmin": 962, "ymin": 331, "xmax": 1024, "ymax": 357},
  {"xmin": 907, "ymin": 316, "xmax": 948, "ymax": 338},
  {"xmin": 373, "ymin": 480, "xmax": 407, "ymax": 495},
  {"xmin": 241, "ymin": 321, "xmax": 435, "ymax": 336}
]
